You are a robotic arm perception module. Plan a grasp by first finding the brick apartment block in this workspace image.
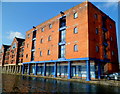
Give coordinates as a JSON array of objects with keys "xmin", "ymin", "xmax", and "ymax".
[
  {"xmin": 1, "ymin": 37, "xmax": 25, "ymax": 73},
  {"xmin": 1, "ymin": 1, "xmax": 119, "ymax": 81}
]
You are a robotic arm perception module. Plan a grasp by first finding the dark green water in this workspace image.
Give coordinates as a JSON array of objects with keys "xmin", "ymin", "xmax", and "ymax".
[{"xmin": 2, "ymin": 74, "xmax": 120, "ymax": 93}]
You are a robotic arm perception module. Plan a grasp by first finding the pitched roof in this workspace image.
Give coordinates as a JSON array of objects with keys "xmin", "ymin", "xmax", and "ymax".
[{"xmin": 15, "ymin": 37, "xmax": 25, "ymax": 42}]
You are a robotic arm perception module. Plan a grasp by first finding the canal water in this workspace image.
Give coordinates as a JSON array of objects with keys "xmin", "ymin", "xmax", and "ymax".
[{"xmin": 1, "ymin": 74, "xmax": 120, "ymax": 93}]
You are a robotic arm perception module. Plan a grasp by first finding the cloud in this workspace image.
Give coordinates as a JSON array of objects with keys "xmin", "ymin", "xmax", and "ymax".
[
  {"xmin": 95, "ymin": 2, "xmax": 118, "ymax": 10},
  {"xmin": 7, "ymin": 31, "xmax": 25, "ymax": 40}
]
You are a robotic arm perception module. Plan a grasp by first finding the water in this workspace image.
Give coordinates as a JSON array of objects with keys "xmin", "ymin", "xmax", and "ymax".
[{"xmin": 2, "ymin": 74, "xmax": 120, "ymax": 93}]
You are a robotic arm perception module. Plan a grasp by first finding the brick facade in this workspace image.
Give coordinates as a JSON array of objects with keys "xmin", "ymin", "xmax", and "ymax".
[{"xmin": 1, "ymin": 1, "xmax": 119, "ymax": 79}]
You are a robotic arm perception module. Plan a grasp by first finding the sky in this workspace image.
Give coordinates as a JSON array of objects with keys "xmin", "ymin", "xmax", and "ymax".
[{"xmin": 1, "ymin": 1, "xmax": 120, "ymax": 62}]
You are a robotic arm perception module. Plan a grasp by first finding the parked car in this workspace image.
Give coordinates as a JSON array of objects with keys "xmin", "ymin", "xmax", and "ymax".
[{"xmin": 105, "ymin": 73, "xmax": 120, "ymax": 80}]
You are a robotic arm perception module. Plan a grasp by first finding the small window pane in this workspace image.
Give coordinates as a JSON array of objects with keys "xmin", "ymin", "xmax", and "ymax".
[
  {"xmin": 96, "ymin": 28, "xmax": 98, "ymax": 34},
  {"xmin": 110, "ymin": 37, "xmax": 113, "ymax": 41},
  {"xmin": 74, "ymin": 12, "xmax": 78, "ymax": 19},
  {"xmin": 94, "ymin": 14, "xmax": 98, "ymax": 19},
  {"xmin": 40, "ymin": 51, "xmax": 42, "ymax": 56},
  {"xmin": 40, "ymin": 39, "xmax": 43, "ymax": 43},
  {"xmin": 27, "ymin": 34, "xmax": 30, "ymax": 38},
  {"xmin": 112, "ymin": 51, "xmax": 114, "ymax": 56},
  {"xmin": 96, "ymin": 46, "xmax": 99, "ymax": 52},
  {"xmin": 41, "ymin": 28, "xmax": 44, "ymax": 32},
  {"xmin": 27, "ymin": 44, "xmax": 29, "ymax": 48},
  {"xmin": 74, "ymin": 27, "xmax": 78, "ymax": 34},
  {"xmin": 74, "ymin": 45, "xmax": 78, "ymax": 52},
  {"xmin": 110, "ymin": 24, "xmax": 112, "ymax": 29},
  {"xmin": 26, "ymin": 54, "xmax": 28, "ymax": 58},
  {"xmin": 48, "ymin": 50, "xmax": 50, "ymax": 55},
  {"xmin": 48, "ymin": 35, "xmax": 51, "ymax": 41},
  {"xmin": 49, "ymin": 24, "xmax": 52, "ymax": 29}
]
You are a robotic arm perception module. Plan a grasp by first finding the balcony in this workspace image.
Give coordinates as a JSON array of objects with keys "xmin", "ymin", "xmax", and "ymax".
[
  {"xmin": 59, "ymin": 41, "xmax": 66, "ymax": 45},
  {"xmin": 59, "ymin": 26, "xmax": 66, "ymax": 31},
  {"xmin": 32, "ymin": 37, "xmax": 36, "ymax": 40},
  {"xmin": 58, "ymin": 57, "xmax": 66, "ymax": 61},
  {"xmin": 31, "ymin": 49, "xmax": 35, "ymax": 52}
]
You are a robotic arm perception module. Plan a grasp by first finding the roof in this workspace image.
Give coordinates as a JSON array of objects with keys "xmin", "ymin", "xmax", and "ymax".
[
  {"xmin": 15, "ymin": 37, "xmax": 25, "ymax": 42},
  {"xmin": 2, "ymin": 45, "xmax": 10, "ymax": 49}
]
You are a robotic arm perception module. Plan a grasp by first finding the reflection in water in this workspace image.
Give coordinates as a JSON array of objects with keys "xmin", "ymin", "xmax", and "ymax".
[{"xmin": 2, "ymin": 74, "xmax": 120, "ymax": 93}]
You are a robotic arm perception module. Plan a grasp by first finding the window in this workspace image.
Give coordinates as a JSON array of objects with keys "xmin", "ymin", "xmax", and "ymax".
[
  {"xmin": 12, "ymin": 43, "xmax": 16, "ymax": 49},
  {"xmin": 94, "ymin": 14, "xmax": 98, "ymax": 19},
  {"xmin": 49, "ymin": 24, "xmax": 52, "ymax": 29},
  {"xmin": 27, "ymin": 44, "xmax": 29, "ymax": 48},
  {"xmin": 96, "ymin": 28, "xmax": 99, "ymax": 34},
  {"xmin": 21, "ymin": 59, "xmax": 23, "ymax": 63},
  {"xmin": 60, "ymin": 45, "xmax": 65, "ymax": 58},
  {"xmin": 74, "ymin": 27, "xmax": 78, "ymax": 34},
  {"xmin": 74, "ymin": 45, "xmax": 78, "ymax": 52},
  {"xmin": 22, "ymin": 42, "xmax": 25, "ymax": 46},
  {"xmin": 96, "ymin": 46, "xmax": 99, "ymax": 52},
  {"xmin": 27, "ymin": 34, "xmax": 30, "ymax": 38},
  {"xmin": 48, "ymin": 35, "xmax": 52, "ymax": 41},
  {"xmin": 40, "ymin": 51, "xmax": 42, "ymax": 56},
  {"xmin": 74, "ymin": 12, "xmax": 78, "ymax": 19},
  {"xmin": 112, "ymin": 51, "xmax": 114, "ymax": 56},
  {"xmin": 47, "ymin": 50, "xmax": 50, "ymax": 55},
  {"xmin": 60, "ymin": 30, "xmax": 66, "ymax": 42},
  {"xmin": 110, "ymin": 37, "xmax": 113, "ymax": 41},
  {"xmin": 110, "ymin": 24, "xmax": 112, "ymax": 29},
  {"xmin": 40, "ymin": 38, "xmax": 43, "ymax": 43},
  {"xmin": 26, "ymin": 54, "xmax": 28, "ymax": 58},
  {"xmin": 41, "ymin": 28, "xmax": 44, "ymax": 32}
]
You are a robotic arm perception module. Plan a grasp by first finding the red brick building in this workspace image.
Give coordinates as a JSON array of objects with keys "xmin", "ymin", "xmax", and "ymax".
[
  {"xmin": 0, "ymin": 45, "xmax": 10, "ymax": 67},
  {"xmin": 1, "ymin": 37, "xmax": 25, "ymax": 73},
  {"xmin": 1, "ymin": 1, "xmax": 119, "ymax": 81},
  {"xmin": 22, "ymin": 1, "xmax": 119, "ymax": 81}
]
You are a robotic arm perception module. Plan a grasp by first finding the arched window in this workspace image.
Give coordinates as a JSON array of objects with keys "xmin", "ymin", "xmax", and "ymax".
[
  {"xmin": 26, "ymin": 54, "xmax": 28, "ymax": 58},
  {"xmin": 96, "ymin": 46, "xmax": 99, "ymax": 52},
  {"xmin": 48, "ymin": 35, "xmax": 52, "ymax": 41},
  {"xmin": 112, "ymin": 51, "xmax": 114, "ymax": 56},
  {"xmin": 96, "ymin": 28, "xmax": 99, "ymax": 34},
  {"xmin": 49, "ymin": 24, "xmax": 52, "ymax": 29},
  {"xmin": 110, "ymin": 24, "xmax": 112, "ymax": 29},
  {"xmin": 74, "ymin": 12, "xmax": 78, "ymax": 19},
  {"xmin": 40, "ymin": 51, "xmax": 42, "ymax": 56},
  {"xmin": 47, "ymin": 50, "xmax": 50, "ymax": 55},
  {"xmin": 41, "ymin": 28, "xmax": 44, "ymax": 32},
  {"xmin": 94, "ymin": 14, "xmax": 98, "ymax": 19},
  {"xmin": 40, "ymin": 38, "xmax": 43, "ymax": 43},
  {"xmin": 74, "ymin": 27, "xmax": 78, "ymax": 34},
  {"xmin": 74, "ymin": 45, "xmax": 78, "ymax": 52}
]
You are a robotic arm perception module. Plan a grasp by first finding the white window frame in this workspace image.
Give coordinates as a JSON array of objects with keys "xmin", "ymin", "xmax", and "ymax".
[{"xmin": 74, "ymin": 12, "xmax": 78, "ymax": 19}]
